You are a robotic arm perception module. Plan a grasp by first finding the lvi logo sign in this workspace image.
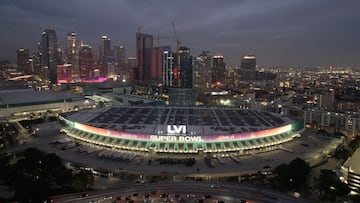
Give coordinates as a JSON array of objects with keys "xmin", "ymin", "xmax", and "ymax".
[{"xmin": 167, "ymin": 125, "xmax": 186, "ymax": 134}]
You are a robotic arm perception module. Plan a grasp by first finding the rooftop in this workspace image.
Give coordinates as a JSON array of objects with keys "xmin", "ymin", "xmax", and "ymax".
[
  {"xmin": 0, "ymin": 89, "xmax": 84, "ymax": 107},
  {"xmin": 66, "ymin": 106, "xmax": 293, "ymax": 136}
]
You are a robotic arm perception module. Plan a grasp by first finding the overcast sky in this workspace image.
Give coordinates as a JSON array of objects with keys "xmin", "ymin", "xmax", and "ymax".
[{"xmin": 1, "ymin": 0, "xmax": 360, "ymax": 67}]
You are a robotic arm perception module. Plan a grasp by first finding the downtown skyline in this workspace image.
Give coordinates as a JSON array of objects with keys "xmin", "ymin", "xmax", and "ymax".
[{"xmin": 1, "ymin": 0, "xmax": 360, "ymax": 67}]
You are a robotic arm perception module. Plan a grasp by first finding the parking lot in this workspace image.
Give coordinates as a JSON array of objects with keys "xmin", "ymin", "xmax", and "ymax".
[{"xmin": 2, "ymin": 119, "xmax": 343, "ymax": 182}]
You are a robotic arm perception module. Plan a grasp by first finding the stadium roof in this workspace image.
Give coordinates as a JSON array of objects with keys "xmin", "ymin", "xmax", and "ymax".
[{"xmin": 65, "ymin": 106, "xmax": 293, "ymax": 136}]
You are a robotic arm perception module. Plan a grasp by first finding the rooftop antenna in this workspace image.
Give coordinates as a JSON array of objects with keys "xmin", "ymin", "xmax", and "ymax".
[{"xmin": 138, "ymin": 25, "xmax": 143, "ymax": 33}]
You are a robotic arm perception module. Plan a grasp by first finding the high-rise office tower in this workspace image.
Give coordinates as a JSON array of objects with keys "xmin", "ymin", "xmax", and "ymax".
[
  {"xmin": 212, "ymin": 54, "xmax": 226, "ymax": 84},
  {"xmin": 194, "ymin": 51, "xmax": 212, "ymax": 87},
  {"xmin": 57, "ymin": 64, "xmax": 72, "ymax": 83},
  {"xmin": 136, "ymin": 32, "xmax": 153, "ymax": 82},
  {"xmin": 101, "ymin": 36, "xmax": 112, "ymax": 60},
  {"xmin": 162, "ymin": 50, "xmax": 175, "ymax": 86},
  {"xmin": 151, "ymin": 46, "xmax": 170, "ymax": 82},
  {"xmin": 128, "ymin": 57, "xmax": 137, "ymax": 82},
  {"xmin": 127, "ymin": 57, "xmax": 136, "ymax": 69},
  {"xmin": 168, "ymin": 47, "xmax": 195, "ymax": 106},
  {"xmin": 56, "ymin": 48, "xmax": 63, "ymax": 65},
  {"xmin": 177, "ymin": 47, "xmax": 193, "ymax": 88},
  {"xmin": 65, "ymin": 32, "xmax": 81, "ymax": 80},
  {"xmin": 79, "ymin": 45, "xmax": 93, "ymax": 80},
  {"xmin": 100, "ymin": 36, "xmax": 113, "ymax": 77},
  {"xmin": 41, "ymin": 29, "xmax": 59, "ymax": 84},
  {"xmin": 114, "ymin": 46, "xmax": 126, "ymax": 67},
  {"xmin": 240, "ymin": 55, "xmax": 256, "ymax": 81},
  {"xmin": 31, "ymin": 43, "xmax": 42, "ymax": 76},
  {"xmin": 17, "ymin": 48, "xmax": 30, "ymax": 74}
]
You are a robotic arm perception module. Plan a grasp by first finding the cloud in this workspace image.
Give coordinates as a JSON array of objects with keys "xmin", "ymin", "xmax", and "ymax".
[{"xmin": 0, "ymin": 0, "xmax": 360, "ymax": 66}]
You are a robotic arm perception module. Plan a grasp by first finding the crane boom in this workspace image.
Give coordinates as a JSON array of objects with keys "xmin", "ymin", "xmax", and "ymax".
[
  {"xmin": 171, "ymin": 21, "xmax": 180, "ymax": 51},
  {"xmin": 171, "ymin": 21, "xmax": 181, "ymax": 87}
]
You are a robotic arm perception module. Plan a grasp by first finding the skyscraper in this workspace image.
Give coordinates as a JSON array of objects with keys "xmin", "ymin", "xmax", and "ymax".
[
  {"xmin": 240, "ymin": 55, "xmax": 256, "ymax": 81},
  {"xmin": 113, "ymin": 45, "xmax": 126, "ymax": 67},
  {"xmin": 177, "ymin": 47, "xmax": 193, "ymax": 88},
  {"xmin": 102, "ymin": 36, "xmax": 112, "ymax": 60},
  {"xmin": 57, "ymin": 64, "xmax": 72, "ymax": 83},
  {"xmin": 41, "ymin": 29, "xmax": 59, "ymax": 84},
  {"xmin": 100, "ymin": 36, "xmax": 113, "ymax": 78},
  {"xmin": 151, "ymin": 46, "xmax": 170, "ymax": 82},
  {"xmin": 162, "ymin": 50, "xmax": 175, "ymax": 86},
  {"xmin": 167, "ymin": 47, "xmax": 195, "ymax": 106},
  {"xmin": 212, "ymin": 54, "xmax": 226, "ymax": 85},
  {"xmin": 79, "ymin": 45, "xmax": 93, "ymax": 80},
  {"xmin": 127, "ymin": 57, "xmax": 136, "ymax": 69},
  {"xmin": 32, "ymin": 43, "xmax": 42, "ymax": 77},
  {"xmin": 17, "ymin": 48, "xmax": 30, "ymax": 74},
  {"xmin": 194, "ymin": 51, "xmax": 212, "ymax": 87},
  {"xmin": 65, "ymin": 32, "xmax": 81, "ymax": 80},
  {"xmin": 135, "ymin": 32, "xmax": 153, "ymax": 82}
]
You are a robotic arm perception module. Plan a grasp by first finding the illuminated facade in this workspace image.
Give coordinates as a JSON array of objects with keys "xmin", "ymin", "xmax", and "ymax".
[
  {"xmin": 59, "ymin": 106, "xmax": 303, "ymax": 154},
  {"xmin": 65, "ymin": 32, "xmax": 81, "ymax": 80},
  {"xmin": 194, "ymin": 51, "xmax": 212, "ymax": 88},
  {"xmin": 162, "ymin": 50, "xmax": 175, "ymax": 87},
  {"xmin": 240, "ymin": 55, "xmax": 256, "ymax": 81},
  {"xmin": 212, "ymin": 54, "xmax": 225, "ymax": 84},
  {"xmin": 177, "ymin": 47, "xmax": 193, "ymax": 88},
  {"xmin": 113, "ymin": 45, "xmax": 126, "ymax": 67},
  {"xmin": 17, "ymin": 48, "xmax": 30, "ymax": 74},
  {"xmin": 79, "ymin": 45, "xmax": 93, "ymax": 80},
  {"xmin": 41, "ymin": 29, "xmax": 59, "ymax": 84},
  {"xmin": 151, "ymin": 46, "xmax": 170, "ymax": 82},
  {"xmin": 100, "ymin": 36, "xmax": 114, "ymax": 78},
  {"xmin": 57, "ymin": 64, "xmax": 72, "ymax": 83}
]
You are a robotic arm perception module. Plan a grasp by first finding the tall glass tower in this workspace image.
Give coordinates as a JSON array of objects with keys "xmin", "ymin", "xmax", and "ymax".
[
  {"xmin": 212, "ymin": 54, "xmax": 226, "ymax": 84},
  {"xmin": 136, "ymin": 32, "xmax": 153, "ymax": 82},
  {"xmin": 41, "ymin": 29, "xmax": 59, "ymax": 84},
  {"xmin": 65, "ymin": 32, "xmax": 81, "ymax": 81},
  {"xmin": 79, "ymin": 45, "xmax": 93, "ymax": 80},
  {"xmin": 240, "ymin": 55, "xmax": 256, "ymax": 81},
  {"xmin": 17, "ymin": 48, "xmax": 30, "ymax": 74},
  {"xmin": 177, "ymin": 47, "xmax": 193, "ymax": 88}
]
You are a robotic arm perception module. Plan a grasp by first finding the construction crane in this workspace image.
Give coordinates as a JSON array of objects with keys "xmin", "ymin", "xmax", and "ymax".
[
  {"xmin": 171, "ymin": 21, "xmax": 181, "ymax": 51},
  {"xmin": 171, "ymin": 21, "xmax": 181, "ymax": 86}
]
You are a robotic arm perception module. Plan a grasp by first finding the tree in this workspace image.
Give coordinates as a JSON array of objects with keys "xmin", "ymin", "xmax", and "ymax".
[
  {"xmin": 316, "ymin": 169, "xmax": 350, "ymax": 201},
  {"xmin": 273, "ymin": 158, "xmax": 310, "ymax": 192},
  {"xmin": 72, "ymin": 171, "xmax": 94, "ymax": 192},
  {"xmin": 273, "ymin": 164, "xmax": 290, "ymax": 191},
  {"xmin": 11, "ymin": 148, "xmax": 94, "ymax": 201},
  {"xmin": 53, "ymin": 165, "xmax": 73, "ymax": 187},
  {"xmin": 14, "ymin": 175, "xmax": 51, "ymax": 203},
  {"xmin": 288, "ymin": 158, "xmax": 311, "ymax": 189}
]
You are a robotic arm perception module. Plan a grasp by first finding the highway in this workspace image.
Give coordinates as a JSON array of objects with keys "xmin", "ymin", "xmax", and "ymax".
[{"xmin": 50, "ymin": 182, "xmax": 307, "ymax": 203}]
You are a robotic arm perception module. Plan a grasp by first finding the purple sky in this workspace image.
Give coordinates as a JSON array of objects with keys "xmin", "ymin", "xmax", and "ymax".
[{"xmin": 1, "ymin": 0, "xmax": 360, "ymax": 66}]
